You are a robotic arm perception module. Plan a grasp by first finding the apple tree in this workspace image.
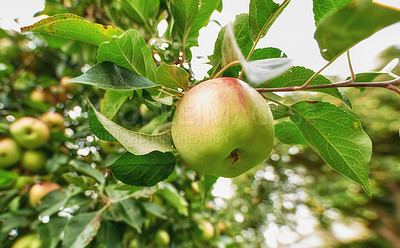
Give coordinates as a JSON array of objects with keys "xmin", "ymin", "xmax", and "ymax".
[{"xmin": 1, "ymin": 0, "xmax": 400, "ymax": 247}]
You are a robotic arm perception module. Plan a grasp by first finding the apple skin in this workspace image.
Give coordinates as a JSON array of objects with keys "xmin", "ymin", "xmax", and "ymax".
[
  {"xmin": 155, "ymin": 230, "xmax": 170, "ymax": 247},
  {"xmin": 9, "ymin": 117, "xmax": 50, "ymax": 149},
  {"xmin": 199, "ymin": 220, "xmax": 215, "ymax": 240},
  {"xmin": 14, "ymin": 176, "xmax": 34, "ymax": 190},
  {"xmin": 21, "ymin": 150, "xmax": 47, "ymax": 172},
  {"xmin": 171, "ymin": 77, "xmax": 274, "ymax": 178},
  {"xmin": 40, "ymin": 112, "xmax": 65, "ymax": 132},
  {"xmin": 29, "ymin": 182, "xmax": 61, "ymax": 207},
  {"xmin": 11, "ymin": 234, "xmax": 42, "ymax": 248},
  {"xmin": 0, "ymin": 138, "xmax": 22, "ymax": 169},
  {"xmin": 30, "ymin": 89, "xmax": 48, "ymax": 103}
]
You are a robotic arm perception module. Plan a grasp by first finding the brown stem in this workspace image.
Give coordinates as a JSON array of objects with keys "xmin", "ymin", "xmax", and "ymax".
[
  {"xmin": 256, "ymin": 77, "xmax": 400, "ymax": 93},
  {"xmin": 213, "ymin": 61, "xmax": 241, "ymax": 79}
]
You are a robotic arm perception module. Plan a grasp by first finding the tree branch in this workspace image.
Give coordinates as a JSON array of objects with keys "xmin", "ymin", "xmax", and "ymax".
[{"xmin": 256, "ymin": 77, "xmax": 400, "ymax": 95}]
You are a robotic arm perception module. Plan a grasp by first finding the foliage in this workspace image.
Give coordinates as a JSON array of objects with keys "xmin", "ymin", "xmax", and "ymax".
[{"xmin": 0, "ymin": 0, "xmax": 399, "ymax": 247}]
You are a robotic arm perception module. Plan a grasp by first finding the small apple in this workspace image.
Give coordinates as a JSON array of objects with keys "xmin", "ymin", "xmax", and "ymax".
[
  {"xmin": 30, "ymin": 89, "xmax": 48, "ymax": 103},
  {"xmin": 191, "ymin": 181, "xmax": 200, "ymax": 194},
  {"xmin": 155, "ymin": 230, "xmax": 170, "ymax": 247},
  {"xmin": 198, "ymin": 220, "xmax": 215, "ymax": 240},
  {"xmin": 50, "ymin": 85, "xmax": 68, "ymax": 103},
  {"xmin": 0, "ymin": 138, "xmax": 22, "ymax": 169},
  {"xmin": 29, "ymin": 182, "xmax": 61, "ymax": 207},
  {"xmin": 171, "ymin": 77, "xmax": 274, "ymax": 178},
  {"xmin": 9, "ymin": 117, "xmax": 50, "ymax": 149},
  {"xmin": 217, "ymin": 221, "xmax": 227, "ymax": 233},
  {"xmin": 14, "ymin": 175, "xmax": 34, "ymax": 190},
  {"xmin": 21, "ymin": 150, "xmax": 47, "ymax": 172},
  {"xmin": 40, "ymin": 112, "xmax": 65, "ymax": 132},
  {"xmin": 139, "ymin": 104, "xmax": 155, "ymax": 119},
  {"xmin": 60, "ymin": 76, "xmax": 81, "ymax": 94},
  {"xmin": 11, "ymin": 234, "xmax": 42, "ymax": 248}
]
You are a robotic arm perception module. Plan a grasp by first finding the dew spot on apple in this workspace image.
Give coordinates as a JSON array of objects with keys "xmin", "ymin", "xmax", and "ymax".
[{"xmin": 228, "ymin": 149, "xmax": 239, "ymax": 164}]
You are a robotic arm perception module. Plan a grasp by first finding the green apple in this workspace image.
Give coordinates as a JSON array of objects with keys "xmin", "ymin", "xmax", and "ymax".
[
  {"xmin": 30, "ymin": 89, "xmax": 48, "ymax": 103},
  {"xmin": 199, "ymin": 220, "xmax": 215, "ymax": 240},
  {"xmin": 155, "ymin": 230, "xmax": 170, "ymax": 247},
  {"xmin": 29, "ymin": 182, "xmax": 61, "ymax": 207},
  {"xmin": 171, "ymin": 77, "xmax": 274, "ymax": 178},
  {"xmin": 21, "ymin": 150, "xmax": 47, "ymax": 172},
  {"xmin": 9, "ymin": 117, "xmax": 50, "ymax": 149},
  {"xmin": 40, "ymin": 112, "xmax": 65, "ymax": 132},
  {"xmin": 11, "ymin": 234, "xmax": 42, "ymax": 248},
  {"xmin": 0, "ymin": 138, "xmax": 22, "ymax": 169},
  {"xmin": 14, "ymin": 175, "xmax": 34, "ymax": 189},
  {"xmin": 139, "ymin": 104, "xmax": 155, "ymax": 119}
]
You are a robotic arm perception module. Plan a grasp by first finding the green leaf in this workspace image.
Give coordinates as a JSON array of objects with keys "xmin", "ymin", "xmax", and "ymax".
[
  {"xmin": 250, "ymin": 47, "xmax": 287, "ymax": 61},
  {"xmin": 158, "ymin": 183, "xmax": 189, "ymax": 216},
  {"xmin": 312, "ymin": 0, "xmax": 351, "ymax": 25},
  {"xmin": 140, "ymin": 201, "xmax": 167, "ymax": 219},
  {"xmin": 121, "ymin": 0, "xmax": 160, "ymax": 25},
  {"xmin": 249, "ymin": 0, "xmax": 290, "ymax": 41},
  {"xmin": 269, "ymin": 103, "xmax": 294, "ymax": 120},
  {"xmin": 101, "ymin": 90, "xmax": 133, "ymax": 120},
  {"xmin": 156, "ymin": 63, "xmax": 189, "ymax": 90},
  {"xmin": 45, "ymin": 153, "xmax": 69, "ymax": 174},
  {"xmin": 20, "ymin": 14, "xmax": 123, "ymax": 46},
  {"xmin": 351, "ymin": 72, "xmax": 395, "ymax": 82},
  {"xmin": 97, "ymin": 29, "xmax": 157, "ymax": 81},
  {"xmin": 69, "ymin": 62, "xmax": 157, "ymax": 91},
  {"xmin": 37, "ymin": 190, "xmax": 65, "ymax": 215},
  {"xmin": 88, "ymin": 101, "xmax": 173, "ymax": 155},
  {"xmin": 187, "ymin": 0, "xmax": 222, "ymax": 43},
  {"xmin": 62, "ymin": 212, "xmax": 101, "ymax": 248},
  {"xmin": 315, "ymin": 0, "xmax": 400, "ymax": 61},
  {"xmin": 37, "ymin": 217, "xmax": 68, "ymax": 248},
  {"xmin": 290, "ymin": 101, "xmax": 372, "ymax": 195},
  {"xmin": 96, "ymin": 221, "xmax": 124, "ymax": 248},
  {"xmin": 108, "ymin": 151, "xmax": 176, "ymax": 187},
  {"xmin": 0, "ymin": 170, "xmax": 18, "ymax": 189},
  {"xmin": 275, "ymin": 121, "xmax": 308, "ymax": 145},
  {"xmin": 88, "ymin": 107, "xmax": 118, "ymax": 142},
  {"xmin": 107, "ymin": 188, "xmax": 145, "ymax": 232},
  {"xmin": 169, "ymin": 0, "xmax": 199, "ymax": 40},
  {"xmin": 62, "ymin": 174, "xmax": 97, "ymax": 191},
  {"xmin": 69, "ymin": 159, "xmax": 106, "ymax": 185},
  {"xmin": 199, "ymin": 175, "xmax": 218, "ymax": 203},
  {"xmin": 267, "ymin": 66, "xmax": 346, "ymax": 103}
]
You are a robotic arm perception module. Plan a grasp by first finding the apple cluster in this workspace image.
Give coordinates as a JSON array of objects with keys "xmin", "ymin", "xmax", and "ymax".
[{"xmin": 0, "ymin": 114, "xmax": 65, "ymax": 172}]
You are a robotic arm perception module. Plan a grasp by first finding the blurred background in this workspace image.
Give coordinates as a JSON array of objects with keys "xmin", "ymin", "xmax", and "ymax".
[{"xmin": 0, "ymin": 0, "xmax": 400, "ymax": 247}]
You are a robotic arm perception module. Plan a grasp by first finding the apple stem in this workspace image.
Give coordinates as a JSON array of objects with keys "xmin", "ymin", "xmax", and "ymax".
[{"xmin": 229, "ymin": 149, "xmax": 239, "ymax": 164}]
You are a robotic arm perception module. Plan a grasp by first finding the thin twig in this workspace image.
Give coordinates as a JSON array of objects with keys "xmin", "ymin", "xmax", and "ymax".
[
  {"xmin": 256, "ymin": 77, "xmax": 400, "ymax": 94},
  {"xmin": 213, "ymin": 61, "xmax": 241, "ymax": 79},
  {"xmin": 295, "ymin": 60, "xmax": 334, "ymax": 90}
]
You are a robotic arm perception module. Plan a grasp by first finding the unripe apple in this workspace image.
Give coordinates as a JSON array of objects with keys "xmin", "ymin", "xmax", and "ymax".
[
  {"xmin": 30, "ymin": 89, "xmax": 48, "ymax": 103},
  {"xmin": 0, "ymin": 138, "xmax": 22, "ymax": 169},
  {"xmin": 60, "ymin": 76, "xmax": 81, "ymax": 94},
  {"xmin": 50, "ymin": 85, "xmax": 68, "ymax": 103},
  {"xmin": 29, "ymin": 182, "xmax": 61, "ymax": 207},
  {"xmin": 171, "ymin": 77, "xmax": 274, "ymax": 178},
  {"xmin": 21, "ymin": 150, "xmax": 47, "ymax": 172},
  {"xmin": 11, "ymin": 234, "xmax": 42, "ymax": 248},
  {"xmin": 199, "ymin": 220, "xmax": 215, "ymax": 240},
  {"xmin": 9, "ymin": 117, "xmax": 50, "ymax": 149},
  {"xmin": 40, "ymin": 112, "xmax": 65, "ymax": 132},
  {"xmin": 155, "ymin": 229, "xmax": 170, "ymax": 247},
  {"xmin": 14, "ymin": 175, "xmax": 34, "ymax": 189}
]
